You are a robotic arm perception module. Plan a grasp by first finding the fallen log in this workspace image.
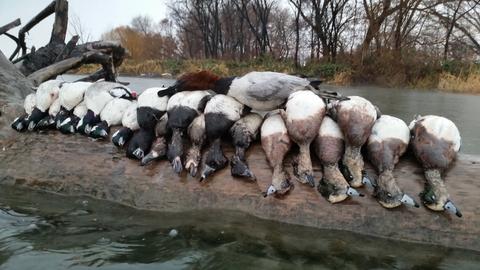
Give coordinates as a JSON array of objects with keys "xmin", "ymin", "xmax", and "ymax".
[{"xmin": 0, "ymin": 120, "xmax": 478, "ymax": 251}]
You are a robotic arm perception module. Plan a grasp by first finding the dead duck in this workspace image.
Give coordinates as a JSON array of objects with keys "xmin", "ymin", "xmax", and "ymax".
[
  {"xmin": 58, "ymin": 101, "xmax": 87, "ymax": 134},
  {"xmin": 229, "ymin": 113, "xmax": 263, "ymax": 180},
  {"xmin": 166, "ymin": 91, "xmax": 212, "ymax": 174},
  {"xmin": 157, "ymin": 70, "xmax": 344, "ymax": 111},
  {"xmin": 409, "ymin": 115, "xmax": 462, "ymax": 217},
  {"xmin": 36, "ymin": 96, "xmax": 61, "ymax": 130},
  {"xmin": 315, "ymin": 116, "xmax": 363, "ymax": 203},
  {"xmin": 261, "ymin": 111, "xmax": 293, "ymax": 197},
  {"xmin": 111, "ymin": 101, "xmax": 139, "ymax": 146},
  {"xmin": 200, "ymin": 94, "xmax": 246, "ymax": 181},
  {"xmin": 141, "ymin": 114, "xmax": 170, "ymax": 166},
  {"xmin": 26, "ymin": 80, "xmax": 64, "ymax": 131},
  {"xmin": 77, "ymin": 81, "xmax": 136, "ymax": 135},
  {"xmin": 11, "ymin": 93, "xmax": 36, "ymax": 132},
  {"xmin": 55, "ymin": 82, "xmax": 92, "ymax": 128},
  {"xmin": 90, "ymin": 98, "xmax": 133, "ymax": 139},
  {"xmin": 126, "ymin": 87, "xmax": 169, "ymax": 160},
  {"xmin": 330, "ymin": 96, "xmax": 379, "ymax": 188},
  {"xmin": 366, "ymin": 115, "xmax": 419, "ymax": 208},
  {"xmin": 280, "ymin": 90, "xmax": 326, "ymax": 187},
  {"xmin": 185, "ymin": 114, "xmax": 206, "ymax": 177}
]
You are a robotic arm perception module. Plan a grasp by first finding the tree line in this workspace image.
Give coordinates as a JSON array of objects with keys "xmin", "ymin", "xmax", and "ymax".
[{"xmin": 101, "ymin": 0, "xmax": 480, "ymax": 84}]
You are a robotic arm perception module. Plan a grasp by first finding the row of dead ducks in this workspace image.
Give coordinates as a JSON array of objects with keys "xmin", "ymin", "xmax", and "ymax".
[{"xmin": 11, "ymin": 78, "xmax": 462, "ymax": 218}]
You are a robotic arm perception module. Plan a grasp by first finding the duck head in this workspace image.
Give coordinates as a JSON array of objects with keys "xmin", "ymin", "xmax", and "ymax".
[
  {"xmin": 109, "ymin": 87, "xmax": 137, "ymax": 100},
  {"xmin": 11, "ymin": 114, "xmax": 28, "ymax": 132},
  {"xmin": 58, "ymin": 116, "xmax": 77, "ymax": 134},
  {"xmin": 76, "ymin": 110, "xmax": 100, "ymax": 135},
  {"xmin": 167, "ymin": 128, "xmax": 184, "ymax": 174},
  {"xmin": 263, "ymin": 178, "xmax": 293, "ymax": 198},
  {"xmin": 318, "ymin": 177, "xmax": 364, "ymax": 203},
  {"xmin": 112, "ymin": 127, "xmax": 134, "ymax": 147},
  {"xmin": 421, "ymin": 184, "xmax": 462, "ymax": 217},
  {"xmin": 230, "ymin": 155, "xmax": 256, "ymax": 181},
  {"xmin": 55, "ymin": 107, "xmax": 71, "ymax": 129},
  {"xmin": 26, "ymin": 107, "xmax": 48, "ymax": 131},
  {"xmin": 200, "ymin": 139, "xmax": 228, "ymax": 182},
  {"xmin": 374, "ymin": 171, "xmax": 419, "ymax": 209},
  {"xmin": 89, "ymin": 121, "xmax": 110, "ymax": 139}
]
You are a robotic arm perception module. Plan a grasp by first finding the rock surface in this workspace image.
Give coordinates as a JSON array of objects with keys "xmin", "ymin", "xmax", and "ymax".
[{"xmin": 0, "ymin": 125, "xmax": 479, "ymax": 251}]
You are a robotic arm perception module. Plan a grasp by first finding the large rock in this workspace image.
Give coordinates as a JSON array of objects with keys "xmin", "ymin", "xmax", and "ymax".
[{"xmin": 0, "ymin": 126, "xmax": 478, "ymax": 251}]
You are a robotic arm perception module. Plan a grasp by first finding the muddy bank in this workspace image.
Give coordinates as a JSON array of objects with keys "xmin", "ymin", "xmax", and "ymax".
[{"xmin": 0, "ymin": 124, "xmax": 479, "ymax": 251}]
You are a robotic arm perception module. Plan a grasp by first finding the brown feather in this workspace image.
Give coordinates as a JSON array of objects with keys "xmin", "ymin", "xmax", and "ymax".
[{"xmin": 176, "ymin": 70, "xmax": 220, "ymax": 91}]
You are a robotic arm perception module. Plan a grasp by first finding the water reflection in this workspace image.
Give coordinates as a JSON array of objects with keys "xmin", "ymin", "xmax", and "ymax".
[{"xmin": 0, "ymin": 186, "xmax": 478, "ymax": 269}]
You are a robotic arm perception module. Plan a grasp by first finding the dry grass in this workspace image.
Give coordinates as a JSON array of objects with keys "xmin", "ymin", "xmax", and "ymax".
[
  {"xmin": 438, "ymin": 71, "xmax": 480, "ymax": 94},
  {"xmin": 328, "ymin": 70, "xmax": 353, "ymax": 86}
]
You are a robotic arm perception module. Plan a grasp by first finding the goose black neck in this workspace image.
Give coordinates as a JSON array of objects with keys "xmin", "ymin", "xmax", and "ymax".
[{"xmin": 213, "ymin": 77, "xmax": 235, "ymax": 95}]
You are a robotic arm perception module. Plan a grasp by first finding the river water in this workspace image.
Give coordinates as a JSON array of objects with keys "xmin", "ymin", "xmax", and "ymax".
[{"xmin": 1, "ymin": 75, "xmax": 478, "ymax": 269}]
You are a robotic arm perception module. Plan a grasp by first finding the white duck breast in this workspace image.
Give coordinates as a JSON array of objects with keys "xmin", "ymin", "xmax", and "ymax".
[
  {"xmin": 204, "ymin": 94, "xmax": 245, "ymax": 122},
  {"xmin": 100, "ymin": 98, "xmax": 133, "ymax": 126},
  {"xmin": 85, "ymin": 83, "xmax": 120, "ymax": 115},
  {"xmin": 282, "ymin": 90, "xmax": 326, "ymax": 187},
  {"xmin": 138, "ymin": 87, "xmax": 169, "ymax": 111},
  {"xmin": 24, "ymin": 93, "xmax": 36, "ymax": 114},
  {"xmin": 410, "ymin": 115, "xmax": 462, "ymax": 216},
  {"xmin": 35, "ymin": 93, "xmax": 62, "ymax": 130},
  {"xmin": 73, "ymin": 101, "xmax": 88, "ymax": 118},
  {"xmin": 366, "ymin": 115, "xmax": 417, "ymax": 208},
  {"xmin": 79, "ymin": 82, "xmax": 134, "ymax": 135},
  {"xmin": 49, "ymin": 97, "xmax": 62, "ymax": 117},
  {"xmin": 59, "ymin": 82, "xmax": 92, "ymax": 110},
  {"xmin": 122, "ymin": 101, "xmax": 139, "ymax": 130},
  {"xmin": 228, "ymin": 71, "xmax": 312, "ymax": 111},
  {"xmin": 90, "ymin": 98, "xmax": 133, "ymax": 139},
  {"xmin": 111, "ymin": 101, "xmax": 138, "ymax": 147},
  {"xmin": 261, "ymin": 112, "xmax": 292, "ymax": 196},
  {"xmin": 137, "ymin": 87, "xmax": 169, "ymax": 130},
  {"xmin": 35, "ymin": 80, "xmax": 63, "ymax": 112},
  {"xmin": 26, "ymin": 80, "xmax": 64, "ymax": 131}
]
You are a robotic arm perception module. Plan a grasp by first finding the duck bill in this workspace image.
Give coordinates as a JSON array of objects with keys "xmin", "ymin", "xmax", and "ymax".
[
  {"xmin": 401, "ymin": 194, "xmax": 420, "ymax": 208},
  {"xmin": 200, "ymin": 165, "xmax": 216, "ymax": 182},
  {"xmin": 362, "ymin": 170, "xmax": 376, "ymax": 190},
  {"xmin": 444, "ymin": 200, "xmax": 462, "ymax": 218},
  {"xmin": 188, "ymin": 164, "xmax": 198, "ymax": 177},
  {"xmin": 172, "ymin": 156, "xmax": 183, "ymax": 174},
  {"xmin": 141, "ymin": 151, "xmax": 159, "ymax": 166},
  {"xmin": 346, "ymin": 187, "xmax": 364, "ymax": 197},
  {"xmin": 305, "ymin": 174, "xmax": 315, "ymax": 188},
  {"xmin": 132, "ymin": 148, "xmax": 145, "ymax": 160}
]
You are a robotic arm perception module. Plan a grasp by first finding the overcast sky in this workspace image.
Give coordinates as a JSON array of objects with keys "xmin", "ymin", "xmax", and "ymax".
[{"xmin": 0, "ymin": 0, "xmax": 170, "ymax": 57}]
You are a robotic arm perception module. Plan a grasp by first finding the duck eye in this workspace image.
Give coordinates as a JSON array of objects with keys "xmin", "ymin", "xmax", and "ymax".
[{"xmin": 387, "ymin": 193, "xmax": 392, "ymax": 198}]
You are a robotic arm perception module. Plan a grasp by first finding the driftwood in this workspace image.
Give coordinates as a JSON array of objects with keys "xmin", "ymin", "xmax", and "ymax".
[{"xmin": 1, "ymin": 0, "xmax": 127, "ymax": 86}]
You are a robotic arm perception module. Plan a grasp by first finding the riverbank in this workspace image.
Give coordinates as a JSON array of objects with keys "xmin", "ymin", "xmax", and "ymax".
[{"xmin": 72, "ymin": 58, "xmax": 480, "ymax": 94}]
